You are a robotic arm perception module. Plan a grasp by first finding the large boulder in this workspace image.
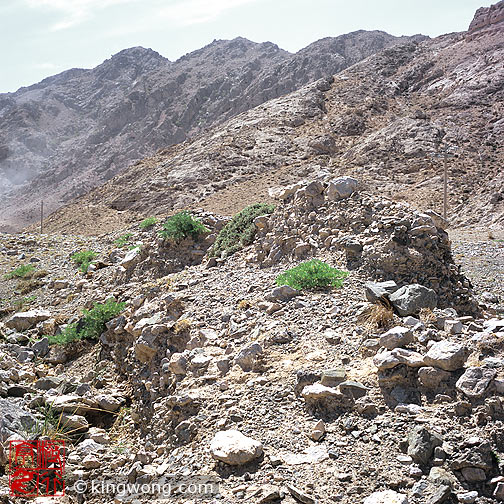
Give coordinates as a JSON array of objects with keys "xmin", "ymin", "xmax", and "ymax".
[
  {"xmin": 325, "ymin": 176, "xmax": 358, "ymax": 200},
  {"xmin": 389, "ymin": 284, "xmax": 438, "ymax": 316},
  {"xmin": 424, "ymin": 341, "xmax": 467, "ymax": 371},
  {"xmin": 210, "ymin": 430, "xmax": 263, "ymax": 465},
  {"xmin": 6, "ymin": 310, "xmax": 51, "ymax": 331},
  {"xmin": 456, "ymin": 367, "xmax": 496, "ymax": 398},
  {"xmin": 365, "ymin": 280, "xmax": 399, "ymax": 303}
]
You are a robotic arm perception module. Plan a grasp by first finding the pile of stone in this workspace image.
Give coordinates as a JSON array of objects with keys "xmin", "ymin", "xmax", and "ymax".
[{"xmin": 253, "ymin": 177, "xmax": 476, "ymax": 314}]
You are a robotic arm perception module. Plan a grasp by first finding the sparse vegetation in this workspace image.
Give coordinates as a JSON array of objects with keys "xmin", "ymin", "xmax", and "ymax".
[
  {"xmin": 17, "ymin": 279, "xmax": 42, "ymax": 294},
  {"xmin": 114, "ymin": 233, "xmax": 132, "ymax": 248},
  {"xmin": 419, "ymin": 307, "xmax": 437, "ymax": 324},
  {"xmin": 159, "ymin": 211, "xmax": 209, "ymax": 241},
  {"xmin": 276, "ymin": 259, "xmax": 348, "ymax": 290},
  {"xmin": 47, "ymin": 299, "xmax": 125, "ymax": 345},
  {"xmin": 3, "ymin": 264, "xmax": 35, "ymax": 280},
  {"xmin": 237, "ymin": 299, "xmax": 252, "ymax": 310},
  {"xmin": 71, "ymin": 250, "xmax": 98, "ymax": 273},
  {"xmin": 33, "ymin": 269, "xmax": 49, "ymax": 279},
  {"xmin": 211, "ymin": 203, "xmax": 275, "ymax": 257},
  {"xmin": 13, "ymin": 295, "xmax": 37, "ymax": 310},
  {"xmin": 358, "ymin": 303, "xmax": 395, "ymax": 329},
  {"xmin": 139, "ymin": 217, "xmax": 158, "ymax": 230}
]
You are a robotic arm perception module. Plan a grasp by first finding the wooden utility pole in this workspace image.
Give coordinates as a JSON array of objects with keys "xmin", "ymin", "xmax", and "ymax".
[
  {"xmin": 443, "ymin": 155, "xmax": 448, "ymax": 220},
  {"xmin": 40, "ymin": 201, "xmax": 43, "ymax": 234}
]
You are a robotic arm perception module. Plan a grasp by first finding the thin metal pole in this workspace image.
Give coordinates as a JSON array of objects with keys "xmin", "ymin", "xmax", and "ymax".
[
  {"xmin": 40, "ymin": 201, "xmax": 43, "ymax": 234},
  {"xmin": 443, "ymin": 156, "xmax": 448, "ymax": 220}
]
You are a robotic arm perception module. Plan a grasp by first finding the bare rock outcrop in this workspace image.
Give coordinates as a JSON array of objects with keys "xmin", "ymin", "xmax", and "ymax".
[{"xmin": 467, "ymin": 0, "xmax": 504, "ymax": 39}]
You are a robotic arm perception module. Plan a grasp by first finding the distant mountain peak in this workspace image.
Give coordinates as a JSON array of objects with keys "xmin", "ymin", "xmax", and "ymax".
[{"xmin": 109, "ymin": 46, "xmax": 168, "ymax": 61}]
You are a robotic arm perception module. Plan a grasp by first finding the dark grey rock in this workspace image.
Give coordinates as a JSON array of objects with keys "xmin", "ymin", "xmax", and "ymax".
[
  {"xmin": 456, "ymin": 367, "xmax": 496, "ymax": 398},
  {"xmin": 407, "ymin": 426, "xmax": 442, "ymax": 465},
  {"xmin": 389, "ymin": 284, "xmax": 438, "ymax": 316},
  {"xmin": 365, "ymin": 280, "xmax": 399, "ymax": 303}
]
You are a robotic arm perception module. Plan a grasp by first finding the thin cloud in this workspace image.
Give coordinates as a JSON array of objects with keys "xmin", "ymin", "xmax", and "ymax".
[
  {"xmin": 159, "ymin": 0, "xmax": 261, "ymax": 26},
  {"xmin": 24, "ymin": 0, "xmax": 139, "ymax": 31},
  {"xmin": 33, "ymin": 62, "xmax": 60, "ymax": 70}
]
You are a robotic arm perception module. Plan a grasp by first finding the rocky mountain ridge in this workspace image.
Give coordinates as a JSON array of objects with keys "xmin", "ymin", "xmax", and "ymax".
[
  {"xmin": 468, "ymin": 0, "xmax": 504, "ymax": 39},
  {"xmin": 38, "ymin": 3, "xmax": 504, "ymax": 236},
  {"xmin": 0, "ymin": 31, "xmax": 423, "ymax": 232}
]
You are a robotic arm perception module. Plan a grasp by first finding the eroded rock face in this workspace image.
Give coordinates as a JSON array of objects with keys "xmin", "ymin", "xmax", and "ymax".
[{"xmin": 467, "ymin": 0, "xmax": 504, "ymax": 39}]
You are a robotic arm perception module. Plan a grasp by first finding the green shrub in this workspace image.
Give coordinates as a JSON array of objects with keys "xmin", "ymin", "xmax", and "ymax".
[
  {"xmin": 4, "ymin": 264, "xmax": 35, "ymax": 280},
  {"xmin": 71, "ymin": 250, "xmax": 98, "ymax": 273},
  {"xmin": 139, "ymin": 217, "xmax": 158, "ymax": 230},
  {"xmin": 276, "ymin": 259, "xmax": 348, "ymax": 290},
  {"xmin": 48, "ymin": 299, "xmax": 125, "ymax": 345},
  {"xmin": 211, "ymin": 203, "xmax": 275, "ymax": 257},
  {"xmin": 114, "ymin": 233, "xmax": 132, "ymax": 248},
  {"xmin": 159, "ymin": 211, "xmax": 209, "ymax": 241}
]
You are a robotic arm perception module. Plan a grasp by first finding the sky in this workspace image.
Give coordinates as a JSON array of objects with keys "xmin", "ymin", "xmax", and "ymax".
[{"xmin": 0, "ymin": 0, "xmax": 496, "ymax": 93}]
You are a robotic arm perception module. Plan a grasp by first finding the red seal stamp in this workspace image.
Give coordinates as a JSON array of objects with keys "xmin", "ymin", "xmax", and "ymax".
[{"xmin": 9, "ymin": 440, "xmax": 65, "ymax": 497}]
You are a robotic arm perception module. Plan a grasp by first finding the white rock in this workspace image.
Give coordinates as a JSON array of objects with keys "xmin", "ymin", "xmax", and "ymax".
[
  {"xmin": 82, "ymin": 454, "xmax": 101, "ymax": 469},
  {"xmin": 363, "ymin": 490, "xmax": 408, "ymax": 504},
  {"xmin": 379, "ymin": 327, "xmax": 414, "ymax": 350},
  {"xmin": 169, "ymin": 352, "xmax": 189, "ymax": 375},
  {"xmin": 424, "ymin": 341, "xmax": 467, "ymax": 371},
  {"xmin": 210, "ymin": 430, "xmax": 263, "ymax": 465},
  {"xmin": 119, "ymin": 247, "xmax": 141, "ymax": 268},
  {"xmin": 326, "ymin": 176, "xmax": 358, "ymax": 200},
  {"xmin": 373, "ymin": 348, "xmax": 424, "ymax": 370},
  {"xmin": 444, "ymin": 319, "xmax": 463, "ymax": 334},
  {"xmin": 6, "ymin": 310, "xmax": 51, "ymax": 331}
]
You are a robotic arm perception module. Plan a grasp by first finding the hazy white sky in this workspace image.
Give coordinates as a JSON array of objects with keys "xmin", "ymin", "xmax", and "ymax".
[{"xmin": 0, "ymin": 0, "xmax": 495, "ymax": 93}]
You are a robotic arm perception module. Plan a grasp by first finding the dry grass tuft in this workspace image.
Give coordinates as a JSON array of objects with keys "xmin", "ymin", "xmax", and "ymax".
[
  {"xmin": 33, "ymin": 269, "xmax": 49, "ymax": 279},
  {"xmin": 174, "ymin": 318, "xmax": 192, "ymax": 334},
  {"xmin": 419, "ymin": 307, "xmax": 437, "ymax": 324},
  {"xmin": 358, "ymin": 301, "xmax": 395, "ymax": 329},
  {"xmin": 17, "ymin": 279, "xmax": 42, "ymax": 294},
  {"xmin": 237, "ymin": 299, "xmax": 252, "ymax": 310}
]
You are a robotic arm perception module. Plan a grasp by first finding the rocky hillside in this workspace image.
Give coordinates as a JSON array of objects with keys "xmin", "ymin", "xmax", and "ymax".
[
  {"xmin": 0, "ymin": 31, "xmax": 422, "ymax": 232},
  {"xmin": 36, "ymin": 2, "xmax": 504, "ymax": 236},
  {"xmin": 2, "ymin": 177, "xmax": 504, "ymax": 503}
]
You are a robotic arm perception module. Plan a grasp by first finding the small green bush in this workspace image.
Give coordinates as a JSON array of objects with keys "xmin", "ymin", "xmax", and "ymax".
[
  {"xmin": 4, "ymin": 264, "xmax": 35, "ymax": 280},
  {"xmin": 114, "ymin": 233, "xmax": 132, "ymax": 248},
  {"xmin": 139, "ymin": 217, "xmax": 158, "ymax": 230},
  {"xmin": 48, "ymin": 299, "xmax": 125, "ymax": 345},
  {"xmin": 276, "ymin": 259, "xmax": 348, "ymax": 290},
  {"xmin": 159, "ymin": 211, "xmax": 209, "ymax": 241},
  {"xmin": 211, "ymin": 203, "xmax": 275, "ymax": 257},
  {"xmin": 71, "ymin": 250, "xmax": 98, "ymax": 273}
]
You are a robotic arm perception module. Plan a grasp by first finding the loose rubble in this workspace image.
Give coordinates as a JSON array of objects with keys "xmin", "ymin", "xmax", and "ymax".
[{"xmin": 1, "ymin": 177, "xmax": 504, "ymax": 504}]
